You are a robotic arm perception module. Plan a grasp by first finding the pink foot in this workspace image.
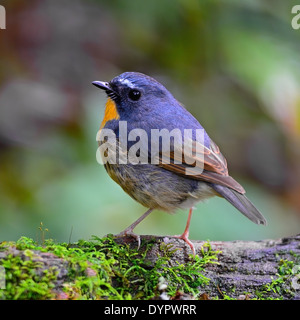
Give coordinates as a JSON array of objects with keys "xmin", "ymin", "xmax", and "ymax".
[
  {"xmin": 113, "ymin": 229, "xmax": 141, "ymax": 249},
  {"xmin": 173, "ymin": 233, "xmax": 196, "ymax": 256},
  {"xmin": 171, "ymin": 208, "xmax": 196, "ymax": 256}
]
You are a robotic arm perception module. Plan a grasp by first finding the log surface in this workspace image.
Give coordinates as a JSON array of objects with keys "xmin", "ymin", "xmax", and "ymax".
[
  {"xmin": 1, "ymin": 234, "xmax": 300, "ymax": 299},
  {"xmin": 116, "ymin": 233, "xmax": 300, "ymax": 299}
]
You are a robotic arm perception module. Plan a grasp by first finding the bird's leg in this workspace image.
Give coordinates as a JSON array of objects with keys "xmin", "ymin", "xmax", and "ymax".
[
  {"xmin": 113, "ymin": 208, "xmax": 153, "ymax": 249},
  {"xmin": 173, "ymin": 208, "xmax": 196, "ymax": 255}
]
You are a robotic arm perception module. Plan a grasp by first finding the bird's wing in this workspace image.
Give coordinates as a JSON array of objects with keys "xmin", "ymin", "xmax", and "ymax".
[{"xmin": 157, "ymin": 138, "xmax": 245, "ymax": 194}]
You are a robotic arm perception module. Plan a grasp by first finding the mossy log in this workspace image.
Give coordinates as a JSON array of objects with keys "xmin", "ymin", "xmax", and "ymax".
[
  {"xmin": 115, "ymin": 234, "xmax": 300, "ymax": 299},
  {"xmin": 0, "ymin": 234, "xmax": 299, "ymax": 300}
]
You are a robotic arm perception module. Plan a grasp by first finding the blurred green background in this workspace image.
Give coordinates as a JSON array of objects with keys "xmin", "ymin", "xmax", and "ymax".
[{"xmin": 0, "ymin": 0, "xmax": 300, "ymax": 243}]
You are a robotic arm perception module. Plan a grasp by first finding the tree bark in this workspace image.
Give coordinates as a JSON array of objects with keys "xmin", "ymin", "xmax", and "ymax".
[
  {"xmin": 115, "ymin": 234, "xmax": 300, "ymax": 299},
  {"xmin": 1, "ymin": 234, "xmax": 299, "ymax": 299}
]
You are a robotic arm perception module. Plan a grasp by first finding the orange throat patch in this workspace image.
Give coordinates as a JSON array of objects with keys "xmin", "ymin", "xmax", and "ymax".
[{"xmin": 100, "ymin": 98, "xmax": 120, "ymax": 129}]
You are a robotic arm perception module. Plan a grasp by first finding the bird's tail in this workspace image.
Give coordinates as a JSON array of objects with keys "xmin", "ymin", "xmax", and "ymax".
[{"xmin": 211, "ymin": 184, "xmax": 267, "ymax": 225}]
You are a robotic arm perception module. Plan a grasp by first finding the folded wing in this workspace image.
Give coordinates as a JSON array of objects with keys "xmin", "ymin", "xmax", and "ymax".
[{"xmin": 158, "ymin": 138, "xmax": 245, "ymax": 194}]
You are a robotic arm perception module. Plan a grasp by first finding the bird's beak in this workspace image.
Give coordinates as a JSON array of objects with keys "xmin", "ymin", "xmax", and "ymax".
[
  {"xmin": 92, "ymin": 80, "xmax": 118, "ymax": 100},
  {"xmin": 92, "ymin": 81, "xmax": 112, "ymax": 91}
]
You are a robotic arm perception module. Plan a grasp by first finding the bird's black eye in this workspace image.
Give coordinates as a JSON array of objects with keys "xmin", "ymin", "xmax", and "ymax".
[{"xmin": 128, "ymin": 89, "xmax": 141, "ymax": 101}]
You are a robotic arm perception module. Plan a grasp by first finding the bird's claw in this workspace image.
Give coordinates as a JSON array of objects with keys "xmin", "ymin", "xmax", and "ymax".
[
  {"xmin": 171, "ymin": 233, "xmax": 196, "ymax": 256},
  {"xmin": 113, "ymin": 229, "xmax": 141, "ymax": 249}
]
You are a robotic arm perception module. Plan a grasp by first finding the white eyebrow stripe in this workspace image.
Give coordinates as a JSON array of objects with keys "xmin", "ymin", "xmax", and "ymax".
[{"xmin": 119, "ymin": 78, "xmax": 135, "ymax": 88}]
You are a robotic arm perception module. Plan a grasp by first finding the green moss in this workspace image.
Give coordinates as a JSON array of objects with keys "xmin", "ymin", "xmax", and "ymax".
[
  {"xmin": 255, "ymin": 256, "xmax": 300, "ymax": 300},
  {"xmin": 0, "ymin": 235, "xmax": 220, "ymax": 300},
  {"xmin": 0, "ymin": 248, "xmax": 58, "ymax": 299},
  {"xmin": 1, "ymin": 235, "xmax": 299, "ymax": 300}
]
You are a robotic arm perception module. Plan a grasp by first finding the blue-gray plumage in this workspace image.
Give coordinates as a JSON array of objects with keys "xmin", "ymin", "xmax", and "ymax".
[{"xmin": 93, "ymin": 72, "xmax": 267, "ymax": 255}]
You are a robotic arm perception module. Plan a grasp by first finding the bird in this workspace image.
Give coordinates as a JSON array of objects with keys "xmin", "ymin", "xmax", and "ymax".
[{"xmin": 92, "ymin": 72, "xmax": 266, "ymax": 255}]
